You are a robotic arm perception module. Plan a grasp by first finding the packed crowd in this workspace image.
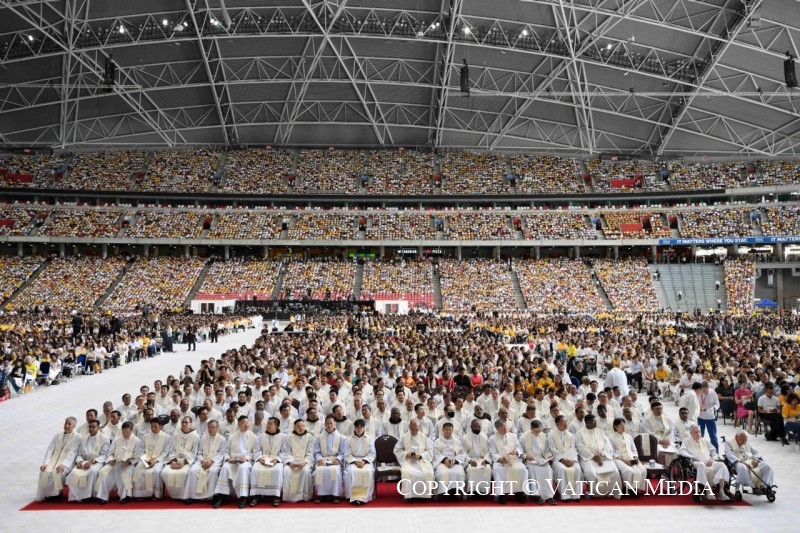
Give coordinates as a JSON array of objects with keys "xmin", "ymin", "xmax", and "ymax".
[
  {"xmin": 669, "ymin": 162, "xmax": 743, "ymax": 191},
  {"xmin": 197, "ymin": 259, "xmax": 281, "ymax": 299},
  {"xmin": 365, "ymin": 149, "xmax": 434, "ymax": 195},
  {"xmin": 360, "ymin": 260, "xmax": 434, "ymax": 304},
  {"xmin": 220, "ymin": 149, "xmax": 294, "ymax": 195},
  {"xmin": 208, "ymin": 212, "xmax": 281, "ymax": 240},
  {"xmin": 103, "ymin": 257, "xmax": 206, "ymax": 312},
  {"xmin": 439, "ymin": 259, "xmax": 518, "ymax": 311},
  {"xmin": 509, "ymin": 156, "xmax": 586, "ymax": 195},
  {"xmin": 9, "ymin": 257, "xmax": 126, "ymax": 312},
  {"xmin": 126, "ymin": 211, "xmax": 204, "ymax": 240},
  {"xmin": 0, "ymin": 205, "xmax": 39, "ymax": 236},
  {"xmin": 281, "ymin": 260, "xmax": 356, "ymax": 300},
  {"xmin": 514, "ymin": 259, "xmax": 602, "ymax": 314},
  {"xmin": 0, "ymin": 154, "xmax": 66, "ymax": 188},
  {"xmin": 592, "ymin": 258, "xmax": 660, "ymax": 313},
  {"xmin": 446, "ymin": 212, "xmax": 515, "ymax": 240},
  {"xmin": 61, "ymin": 151, "xmax": 147, "ymax": 191},
  {"xmin": 521, "ymin": 213, "xmax": 597, "ymax": 240},
  {"xmin": 296, "ymin": 149, "xmax": 363, "ymax": 194},
  {"xmin": 587, "ymin": 160, "xmax": 668, "ymax": 193},
  {"xmin": 723, "ymin": 258, "xmax": 756, "ymax": 315},
  {"xmin": 0, "ymin": 256, "xmax": 45, "ymax": 306},
  {"xmin": 440, "ymin": 151, "xmax": 508, "ymax": 195},
  {"xmin": 761, "ymin": 205, "xmax": 800, "ymax": 237},
  {"xmin": 748, "ymin": 161, "xmax": 800, "ymax": 188},
  {"xmin": 287, "ymin": 213, "xmax": 357, "ymax": 241},
  {"xmin": 41, "ymin": 209, "xmax": 123, "ymax": 238},
  {"xmin": 365, "ymin": 213, "xmax": 437, "ymax": 240},
  {"xmin": 140, "ymin": 149, "xmax": 222, "ymax": 193},
  {"xmin": 602, "ymin": 211, "xmax": 671, "ymax": 240},
  {"xmin": 679, "ymin": 208, "xmax": 755, "ymax": 239},
  {"xmin": 30, "ymin": 309, "xmax": 798, "ymax": 507}
]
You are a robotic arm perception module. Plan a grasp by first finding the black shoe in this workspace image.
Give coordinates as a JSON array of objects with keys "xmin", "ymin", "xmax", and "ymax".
[
  {"xmin": 238, "ymin": 497, "xmax": 247, "ymax": 509},
  {"xmin": 515, "ymin": 493, "xmax": 527, "ymax": 504},
  {"xmin": 249, "ymin": 497, "xmax": 260, "ymax": 507},
  {"xmin": 212, "ymin": 495, "xmax": 223, "ymax": 509},
  {"xmin": 184, "ymin": 499, "xmax": 193, "ymax": 506},
  {"xmin": 546, "ymin": 498, "xmax": 557, "ymax": 505},
  {"xmin": 273, "ymin": 498, "xmax": 281, "ymax": 507},
  {"xmin": 782, "ymin": 438, "xmax": 790, "ymax": 445},
  {"xmin": 535, "ymin": 497, "xmax": 545, "ymax": 505},
  {"xmin": 119, "ymin": 497, "xmax": 131, "ymax": 505},
  {"xmin": 496, "ymin": 495, "xmax": 507, "ymax": 505}
]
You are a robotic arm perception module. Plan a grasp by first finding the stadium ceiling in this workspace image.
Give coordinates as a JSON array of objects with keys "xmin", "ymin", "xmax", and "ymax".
[{"xmin": 1, "ymin": 0, "xmax": 800, "ymax": 156}]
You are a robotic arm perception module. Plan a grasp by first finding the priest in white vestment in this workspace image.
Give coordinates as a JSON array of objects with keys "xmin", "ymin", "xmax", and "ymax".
[
  {"xmin": 460, "ymin": 419, "xmax": 492, "ymax": 495},
  {"xmin": 520, "ymin": 420, "xmax": 556, "ymax": 504},
  {"xmin": 489, "ymin": 419, "xmax": 528, "ymax": 503},
  {"xmin": 576, "ymin": 414, "xmax": 622, "ymax": 498},
  {"xmin": 281, "ymin": 419, "xmax": 315, "ymax": 502},
  {"xmin": 94, "ymin": 421, "xmax": 142, "ymax": 503},
  {"xmin": 723, "ymin": 430, "xmax": 775, "ymax": 491},
  {"xmin": 249, "ymin": 417, "xmax": 286, "ymax": 506},
  {"xmin": 66, "ymin": 419, "xmax": 110, "ymax": 502},
  {"xmin": 37, "ymin": 417, "xmax": 80, "ymax": 501},
  {"xmin": 132, "ymin": 418, "xmax": 174, "ymax": 499},
  {"xmin": 646, "ymin": 402, "xmax": 678, "ymax": 467},
  {"xmin": 547, "ymin": 415, "xmax": 583, "ymax": 501},
  {"xmin": 314, "ymin": 415, "xmax": 346, "ymax": 502},
  {"xmin": 184, "ymin": 420, "xmax": 226, "ymax": 504},
  {"xmin": 432, "ymin": 422, "xmax": 467, "ymax": 496},
  {"xmin": 161, "ymin": 417, "xmax": 199, "ymax": 500},
  {"xmin": 674, "ymin": 407, "xmax": 694, "ymax": 443},
  {"xmin": 679, "ymin": 425, "xmax": 730, "ymax": 501},
  {"xmin": 343, "ymin": 418, "xmax": 376, "ymax": 504},
  {"xmin": 384, "ymin": 408, "xmax": 409, "ymax": 439},
  {"xmin": 394, "ymin": 418, "xmax": 435, "ymax": 499},
  {"xmin": 213, "ymin": 416, "xmax": 258, "ymax": 508},
  {"xmin": 610, "ymin": 418, "xmax": 647, "ymax": 495}
]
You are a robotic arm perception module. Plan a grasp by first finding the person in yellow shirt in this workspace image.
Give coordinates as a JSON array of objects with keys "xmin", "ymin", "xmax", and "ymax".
[
  {"xmin": 537, "ymin": 371, "xmax": 554, "ymax": 391},
  {"xmin": 782, "ymin": 394, "xmax": 800, "ymax": 442}
]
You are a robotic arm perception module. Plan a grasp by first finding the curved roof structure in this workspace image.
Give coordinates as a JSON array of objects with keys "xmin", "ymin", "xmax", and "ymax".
[{"xmin": 1, "ymin": 0, "xmax": 799, "ymax": 156}]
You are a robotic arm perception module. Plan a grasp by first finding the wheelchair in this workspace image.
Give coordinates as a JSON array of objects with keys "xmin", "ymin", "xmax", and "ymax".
[
  {"xmin": 668, "ymin": 453, "xmax": 736, "ymax": 503},
  {"xmin": 718, "ymin": 436, "xmax": 777, "ymax": 503}
]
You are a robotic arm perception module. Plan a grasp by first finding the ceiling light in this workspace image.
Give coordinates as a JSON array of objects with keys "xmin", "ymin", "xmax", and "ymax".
[
  {"xmin": 162, "ymin": 19, "xmax": 169, "ymax": 27},
  {"xmin": 118, "ymin": 25, "xmax": 126, "ymax": 34},
  {"xmin": 27, "ymin": 35, "xmax": 34, "ymax": 42},
  {"xmin": 521, "ymin": 29, "xmax": 529, "ymax": 36},
  {"xmin": 211, "ymin": 18, "xmax": 220, "ymax": 26},
  {"xmin": 463, "ymin": 27, "xmax": 470, "ymax": 34},
  {"xmin": 417, "ymin": 30, "xmax": 425, "ymax": 37},
  {"xmin": 175, "ymin": 23, "xmax": 184, "ymax": 31},
  {"xmin": 606, "ymin": 43, "xmax": 612, "ymax": 51},
  {"xmin": 629, "ymin": 35, "xmax": 635, "ymax": 43}
]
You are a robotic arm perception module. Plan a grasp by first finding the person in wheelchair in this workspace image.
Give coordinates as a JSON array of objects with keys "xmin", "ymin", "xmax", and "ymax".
[
  {"xmin": 679, "ymin": 425, "xmax": 730, "ymax": 501},
  {"xmin": 723, "ymin": 430, "xmax": 775, "ymax": 495}
]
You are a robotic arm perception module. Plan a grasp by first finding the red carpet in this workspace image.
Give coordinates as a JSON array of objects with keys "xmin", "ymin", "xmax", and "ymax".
[{"xmin": 21, "ymin": 481, "xmax": 750, "ymax": 510}]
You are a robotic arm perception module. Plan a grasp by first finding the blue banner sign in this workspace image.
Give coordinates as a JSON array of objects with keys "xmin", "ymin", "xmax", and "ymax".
[{"xmin": 658, "ymin": 236, "xmax": 800, "ymax": 245}]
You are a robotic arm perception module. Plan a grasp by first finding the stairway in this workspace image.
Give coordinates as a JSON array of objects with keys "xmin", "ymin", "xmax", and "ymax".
[
  {"xmin": 287, "ymin": 149, "xmax": 300, "ymax": 192},
  {"xmin": 96, "ymin": 258, "xmax": 133, "ymax": 308},
  {"xmin": 212, "ymin": 152, "xmax": 228, "ymax": 192},
  {"xmin": 118, "ymin": 212, "xmax": 140, "ymax": 237},
  {"xmin": 593, "ymin": 277, "xmax": 615, "ymax": 311},
  {"xmin": 648, "ymin": 263, "xmax": 726, "ymax": 313},
  {"xmin": 578, "ymin": 160, "xmax": 595, "ymax": 193},
  {"xmin": 182, "ymin": 260, "xmax": 212, "ymax": 307},
  {"xmin": 4, "ymin": 258, "xmax": 50, "ymax": 307},
  {"xmin": 509, "ymin": 269, "xmax": 527, "ymax": 310},
  {"xmin": 353, "ymin": 262, "xmax": 365, "ymax": 300},
  {"xmin": 272, "ymin": 261, "xmax": 287, "ymax": 300},
  {"xmin": 432, "ymin": 266, "xmax": 443, "ymax": 309}
]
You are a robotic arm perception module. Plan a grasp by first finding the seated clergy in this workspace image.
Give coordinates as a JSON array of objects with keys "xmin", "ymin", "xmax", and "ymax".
[
  {"xmin": 489, "ymin": 419, "xmax": 528, "ymax": 504},
  {"xmin": 646, "ymin": 402, "xmax": 678, "ymax": 466},
  {"xmin": 460, "ymin": 419, "xmax": 492, "ymax": 494},
  {"xmin": 723, "ymin": 430, "xmax": 774, "ymax": 493},
  {"xmin": 394, "ymin": 418, "xmax": 435, "ymax": 499},
  {"xmin": 314, "ymin": 415, "xmax": 345, "ymax": 503},
  {"xmin": 249, "ymin": 417, "xmax": 286, "ymax": 507},
  {"xmin": 280, "ymin": 419, "xmax": 314, "ymax": 503},
  {"xmin": 66, "ymin": 419, "xmax": 110, "ymax": 502},
  {"xmin": 679, "ymin": 424, "xmax": 730, "ymax": 501},
  {"xmin": 94, "ymin": 421, "xmax": 142, "ymax": 504},
  {"xmin": 432, "ymin": 422, "xmax": 467, "ymax": 497},
  {"xmin": 576, "ymin": 414, "xmax": 622, "ymax": 499},
  {"xmin": 132, "ymin": 417, "xmax": 174, "ymax": 500},
  {"xmin": 520, "ymin": 420, "xmax": 557, "ymax": 505},
  {"xmin": 547, "ymin": 415, "xmax": 583, "ymax": 501},
  {"xmin": 343, "ymin": 418, "xmax": 376, "ymax": 505},
  {"xmin": 37, "ymin": 417, "xmax": 80, "ymax": 502},
  {"xmin": 161, "ymin": 417, "xmax": 199, "ymax": 500},
  {"xmin": 213, "ymin": 416, "xmax": 258, "ymax": 509},
  {"xmin": 184, "ymin": 420, "xmax": 226, "ymax": 504},
  {"xmin": 610, "ymin": 418, "xmax": 647, "ymax": 495}
]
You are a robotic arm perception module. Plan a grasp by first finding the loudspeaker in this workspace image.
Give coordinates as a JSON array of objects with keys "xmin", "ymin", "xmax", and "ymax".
[
  {"xmin": 460, "ymin": 60, "xmax": 469, "ymax": 96},
  {"xmin": 785, "ymin": 58, "xmax": 797, "ymax": 88},
  {"xmin": 103, "ymin": 57, "xmax": 117, "ymax": 93}
]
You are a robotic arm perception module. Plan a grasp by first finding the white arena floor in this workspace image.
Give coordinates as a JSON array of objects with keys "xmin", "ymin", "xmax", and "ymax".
[{"xmin": 1, "ymin": 326, "xmax": 797, "ymax": 533}]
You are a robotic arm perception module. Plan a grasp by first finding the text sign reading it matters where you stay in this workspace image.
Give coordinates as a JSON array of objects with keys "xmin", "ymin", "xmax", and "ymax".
[{"xmin": 658, "ymin": 236, "xmax": 800, "ymax": 246}]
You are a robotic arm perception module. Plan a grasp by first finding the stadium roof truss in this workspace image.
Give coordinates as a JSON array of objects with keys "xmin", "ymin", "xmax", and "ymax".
[{"xmin": 0, "ymin": 0, "xmax": 799, "ymax": 156}]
